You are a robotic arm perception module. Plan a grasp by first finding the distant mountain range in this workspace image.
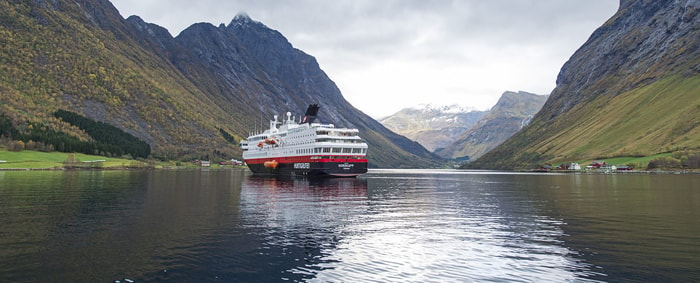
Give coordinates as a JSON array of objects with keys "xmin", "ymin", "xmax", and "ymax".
[
  {"xmin": 379, "ymin": 104, "xmax": 486, "ymax": 152},
  {"xmin": 380, "ymin": 92, "xmax": 547, "ymax": 161},
  {"xmin": 470, "ymin": 0, "xmax": 700, "ymax": 169},
  {"xmin": 0, "ymin": 1, "xmax": 442, "ymax": 168},
  {"xmin": 435, "ymin": 91, "xmax": 547, "ymax": 161}
]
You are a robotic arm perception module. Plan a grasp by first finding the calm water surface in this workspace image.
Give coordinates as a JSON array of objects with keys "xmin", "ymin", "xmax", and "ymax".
[{"xmin": 0, "ymin": 169, "xmax": 698, "ymax": 282}]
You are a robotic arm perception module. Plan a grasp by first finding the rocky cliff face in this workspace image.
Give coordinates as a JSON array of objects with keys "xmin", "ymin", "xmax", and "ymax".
[
  {"xmin": 379, "ymin": 105, "xmax": 486, "ymax": 152},
  {"xmin": 471, "ymin": 0, "xmax": 700, "ymax": 169},
  {"xmin": 436, "ymin": 91, "xmax": 547, "ymax": 160}
]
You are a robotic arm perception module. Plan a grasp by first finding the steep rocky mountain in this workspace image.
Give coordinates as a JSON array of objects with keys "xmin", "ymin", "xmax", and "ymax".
[
  {"xmin": 379, "ymin": 104, "xmax": 486, "ymax": 152},
  {"xmin": 0, "ymin": 0, "xmax": 443, "ymax": 168},
  {"xmin": 470, "ymin": 0, "xmax": 700, "ymax": 169},
  {"xmin": 436, "ymin": 91, "xmax": 547, "ymax": 161}
]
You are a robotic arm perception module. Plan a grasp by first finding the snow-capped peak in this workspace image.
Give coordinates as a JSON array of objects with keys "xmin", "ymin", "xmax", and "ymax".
[{"xmin": 411, "ymin": 103, "xmax": 479, "ymax": 114}]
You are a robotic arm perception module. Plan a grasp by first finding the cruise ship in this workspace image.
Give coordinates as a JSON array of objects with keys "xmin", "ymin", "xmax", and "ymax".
[{"xmin": 240, "ymin": 104, "xmax": 368, "ymax": 177}]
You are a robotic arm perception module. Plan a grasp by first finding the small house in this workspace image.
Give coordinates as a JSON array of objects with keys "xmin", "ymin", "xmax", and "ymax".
[
  {"xmin": 617, "ymin": 165, "xmax": 633, "ymax": 171},
  {"xmin": 590, "ymin": 161, "xmax": 606, "ymax": 169},
  {"xmin": 557, "ymin": 163, "xmax": 581, "ymax": 170}
]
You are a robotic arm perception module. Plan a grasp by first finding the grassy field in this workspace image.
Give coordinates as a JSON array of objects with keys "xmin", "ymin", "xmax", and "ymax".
[
  {"xmin": 575, "ymin": 153, "xmax": 673, "ymax": 169},
  {"xmin": 0, "ymin": 149, "xmax": 147, "ymax": 169},
  {"xmin": 0, "ymin": 148, "xmax": 245, "ymax": 170}
]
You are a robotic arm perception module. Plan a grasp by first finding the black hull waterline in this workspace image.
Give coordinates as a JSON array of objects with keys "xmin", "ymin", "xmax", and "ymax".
[{"xmin": 246, "ymin": 161, "xmax": 368, "ymax": 177}]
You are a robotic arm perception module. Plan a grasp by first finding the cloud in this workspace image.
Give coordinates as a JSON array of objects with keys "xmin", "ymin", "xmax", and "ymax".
[{"xmin": 111, "ymin": 0, "xmax": 618, "ymax": 117}]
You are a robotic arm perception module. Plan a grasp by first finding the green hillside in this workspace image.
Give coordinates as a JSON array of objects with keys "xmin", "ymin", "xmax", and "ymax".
[
  {"xmin": 472, "ymin": 75, "xmax": 700, "ymax": 169},
  {"xmin": 0, "ymin": 0, "xmax": 241, "ymax": 160}
]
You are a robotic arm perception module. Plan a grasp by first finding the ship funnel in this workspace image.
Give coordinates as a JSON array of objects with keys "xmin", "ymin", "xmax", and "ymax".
[{"xmin": 301, "ymin": 104, "xmax": 320, "ymax": 124}]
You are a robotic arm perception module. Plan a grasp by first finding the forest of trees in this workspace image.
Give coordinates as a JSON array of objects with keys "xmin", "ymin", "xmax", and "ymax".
[
  {"xmin": 53, "ymin": 110, "xmax": 150, "ymax": 158},
  {"xmin": 0, "ymin": 111, "xmax": 150, "ymax": 159},
  {"xmin": 219, "ymin": 128, "xmax": 236, "ymax": 144}
]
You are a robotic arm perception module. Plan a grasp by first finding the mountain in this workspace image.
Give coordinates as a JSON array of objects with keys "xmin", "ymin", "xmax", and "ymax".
[
  {"xmin": 435, "ymin": 91, "xmax": 547, "ymax": 161},
  {"xmin": 0, "ymin": 1, "xmax": 443, "ymax": 168},
  {"xmin": 470, "ymin": 0, "xmax": 700, "ymax": 169},
  {"xmin": 379, "ymin": 104, "xmax": 486, "ymax": 152}
]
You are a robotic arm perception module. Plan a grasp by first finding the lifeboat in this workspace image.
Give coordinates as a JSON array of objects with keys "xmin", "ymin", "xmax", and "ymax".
[
  {"xmin": 257, "ymin": 141, "xmax": 264, "ymax": 147},
  {"xmin": 265, "ymin": 138, "xmax": 277, "ymax": 145},
  {"xmin": 263, "ymin": 160, "xmax": 278, "ymax": 169}
]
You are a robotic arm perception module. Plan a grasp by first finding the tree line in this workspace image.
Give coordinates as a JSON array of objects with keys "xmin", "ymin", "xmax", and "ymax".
[
  {"xmin": 53, "ymin": 110, "xmax": 151, "ymax": 158},
  {"xmin": 0, "ymin": 110, "xmax": 150, "ymax": 159}
]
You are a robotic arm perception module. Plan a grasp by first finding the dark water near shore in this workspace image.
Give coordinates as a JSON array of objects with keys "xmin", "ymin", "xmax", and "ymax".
[{"xmin": 0, "ymin": 169, "xmax": 698, "ymax": 282}]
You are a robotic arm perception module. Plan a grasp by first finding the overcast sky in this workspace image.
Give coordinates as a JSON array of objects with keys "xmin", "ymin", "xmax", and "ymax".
[{"xmin": 111, "ymin": 0, "xmax": 619, "ymax": 118}]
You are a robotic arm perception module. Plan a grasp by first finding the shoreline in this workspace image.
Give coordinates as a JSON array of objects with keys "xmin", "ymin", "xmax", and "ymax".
[
  {"xmin": 2, "ymin": 166, "xmax": 698, "ymax": 175},
  {"xmin": 0, "ymin": 164, "xmax": 249, "ymax": 171},
  {"xmin": 523, "ymin": 169, "xmax": 700, "ymax": 175}
]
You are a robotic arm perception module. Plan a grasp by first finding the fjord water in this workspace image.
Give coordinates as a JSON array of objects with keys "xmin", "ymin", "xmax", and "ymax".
[{"xmin": 0, "ymin": 169, "xmax": 698, "ymax": 282}]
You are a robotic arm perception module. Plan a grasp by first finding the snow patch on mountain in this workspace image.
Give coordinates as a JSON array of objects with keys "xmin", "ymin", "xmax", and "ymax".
[{"xmin": 410, "ymin": 103, "xmax": 481, "ymax": 114}]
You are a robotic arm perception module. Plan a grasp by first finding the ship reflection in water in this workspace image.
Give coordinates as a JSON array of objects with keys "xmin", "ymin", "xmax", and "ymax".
[{"xmin": 237, "ymin": 174, "xmax": 370, "ymax": 282}]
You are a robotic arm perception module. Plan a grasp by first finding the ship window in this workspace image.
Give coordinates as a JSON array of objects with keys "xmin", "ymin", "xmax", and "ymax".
[
  {"xmin": 352, "ymin": 148, "xmax": 361, "ymax": 153},
  {"xmin": 323, "ymin": 148, "xmax": 331, "ymax": 153},
  {"xmin": 332, "ymin": 148, "xmax": 341, "ymax": 153},
  {"xmin": 343, "ymin": 148, "xmax": 351, "ymax": 153}
]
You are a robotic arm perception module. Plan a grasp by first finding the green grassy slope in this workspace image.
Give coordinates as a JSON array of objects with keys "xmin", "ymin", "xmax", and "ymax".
[
  {"xmin": 0, "ymin": 149, "xmax": 144, "ymax": 169},
  {"xmin": 472, "ymin": 75, "xmax": 700, "ymax": 169}
]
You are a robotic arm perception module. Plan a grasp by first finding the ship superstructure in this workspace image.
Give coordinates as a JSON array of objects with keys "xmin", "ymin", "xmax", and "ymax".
[{"xmin": 240, "ymin": 104, "xmax": 368, "ymax": 177}]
